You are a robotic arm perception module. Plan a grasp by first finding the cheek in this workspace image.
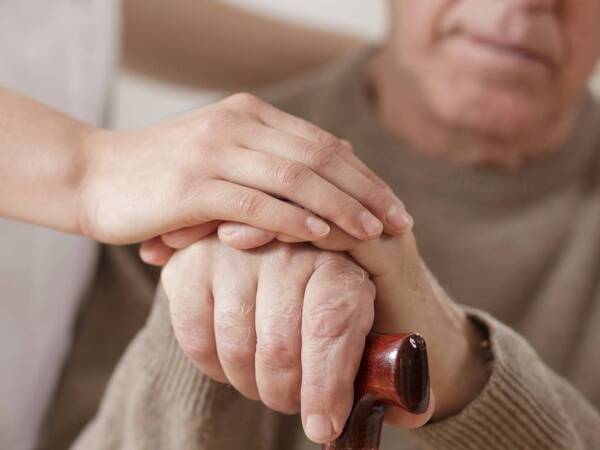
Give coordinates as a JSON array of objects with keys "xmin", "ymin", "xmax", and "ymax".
[
  {"xmin": 392, "ymin": 0, "xmax": 451, "ymax": 66},
  {"xmin": 561, "ymin": 4, "xmax": 600, "ymax": 101}
]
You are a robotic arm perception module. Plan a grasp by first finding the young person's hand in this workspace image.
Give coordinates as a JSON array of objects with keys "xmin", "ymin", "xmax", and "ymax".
[
  {"xmin": 1, "ymin": 90, "xmax": 411, "ymax": 244},
  {"xmin": 80, "ymin": 93, "xmax": 412, "ymax": 245}
]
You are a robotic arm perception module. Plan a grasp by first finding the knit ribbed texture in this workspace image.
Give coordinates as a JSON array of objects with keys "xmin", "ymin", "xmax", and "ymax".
[
  {"xmin": 408, "ymin": 311, "xmax": 580, "ymax": 450},
  {"xmin": 143, "ymin": 289, "xmax": 219, "ymax": 416},
  {"xmin": 74, "ymin": 288, "xmax": 286, "ymax": 450}
]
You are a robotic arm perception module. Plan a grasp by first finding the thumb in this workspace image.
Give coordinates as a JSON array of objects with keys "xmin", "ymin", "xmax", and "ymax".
[{"xmin": 217, "ymin": 222, "xmax": 277, "ymax": 249}]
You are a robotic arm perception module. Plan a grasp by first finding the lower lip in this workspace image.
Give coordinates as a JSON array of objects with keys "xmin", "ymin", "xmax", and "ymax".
[{"xmin": 442, "ymin": 34, "xmax": 552, "ymax": 78}]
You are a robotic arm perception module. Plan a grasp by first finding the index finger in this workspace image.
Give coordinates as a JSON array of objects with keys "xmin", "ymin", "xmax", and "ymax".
[
  {"xmin": 256, "ymin": 106, "xmax": 412, "ymax": 235},
  {"xmin": 300, "ymin": 255, "xmax": 376, "ymax": 444}
]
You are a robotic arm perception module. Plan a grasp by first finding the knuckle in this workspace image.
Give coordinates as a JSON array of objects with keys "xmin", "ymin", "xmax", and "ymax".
[
  {"xmin": 172, "ymin": 304, "xmax": 214, "ymax": 361},
  {"xmin": 226, "ymin": 92, "xmax": 263, "ymax": 111},
  {"xmin": 237, "ymin": 191, "xmax": 265, "ymax": 218},
  {"xmin": 321, "ymin": 257, "xmax": 370, "ymax": 291},
  {"xmin": 307, "ymin": 257, "xmax": 375, "ymax": 337},
  {"xmin": 273, "ymin": 160, "xmax": 310, "ymax": 187},
  {"xmin": 268, "ymin": 242, "xmax": 299, "ymax": 266},
  {"xmin": 199, "ymin": 109, "xmax": 240, "ymax": 133},
  {"xmin": 304, "ymin": 295, "xmax": 358, "ymax": 339},
  {"xmin": 306, "ymin": 143, "xmax": 341, "ymax": 171},
  {"xmin": 218, "ymin": 340, "xmax": 255, "ymax": 367},
  {"xmin": 214, "ymin": 304, "xmax": 255, "ymax": 367},
  {"xmin": 314, "ymin": 129, "xmax": 341, "ymax": 147},
  {"xmin": 363, "ymin": 183, "xmax": 391, "ymax": 207},
  {"xmin": 177, "ymin": 331, "xmax": 216, "ymax": 365},
  {"xmin": 256, "ymin": 334, "xmax": 299, "ymax": 372}
]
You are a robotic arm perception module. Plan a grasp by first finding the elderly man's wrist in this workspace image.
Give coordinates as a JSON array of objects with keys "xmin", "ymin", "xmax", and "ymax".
[{"xmin": 431, "ymin": 310, "xmax": 491, "ymax": 420}]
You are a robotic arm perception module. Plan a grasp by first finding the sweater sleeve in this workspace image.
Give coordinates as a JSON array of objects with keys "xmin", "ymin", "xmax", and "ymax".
[
  {"xmin": 406, "ymin": 308, "xmax": 600, "ymax": 450},
  {"xmin": 71, "ymin": 285, "xmax": 299, "ymax": 450}
]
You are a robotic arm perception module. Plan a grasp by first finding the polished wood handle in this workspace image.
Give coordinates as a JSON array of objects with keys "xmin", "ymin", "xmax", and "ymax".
[{"xmin": 322, "ymin": 332, "xmax": 430, "ymax": 450}]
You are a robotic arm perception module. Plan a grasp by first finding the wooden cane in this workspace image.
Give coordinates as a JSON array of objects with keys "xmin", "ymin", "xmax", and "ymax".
[{"xmin": 322, "ymin": 332, "xmax": 430, "ymax": 450}]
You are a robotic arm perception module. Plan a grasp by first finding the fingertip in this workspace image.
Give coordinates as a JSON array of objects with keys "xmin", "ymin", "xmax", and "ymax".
[
  {"xmin": 304, "ymin": 414, "xmax": 335, "ymax": 444},
  {"xmin": 161, "ymin": 222, "xmax": 220, "ymax": 250},
  {"xmin": 139, "ymin": 238, "xmax": 174, "ymax": 267},
  {"xmin": 276, "ymin": 234, "xmax": 305, "ymax": 243},
  {"xmin": 305, "ymin": 216, "xmax": 331, "ymax": 239},
  {"xmin": 384, "ymin": 204, "xmax": 414, "ymax": 235},
  {"xmin": 340, "ymin": 139, "xmax": 354, "ymax": 152},
  {"xmin": 359, "ymin": 210, "xmax": 384, "ymax": 239},
  {"xmin": 218, "ymin": 222, "xmax": 276, "ymax": 250}
]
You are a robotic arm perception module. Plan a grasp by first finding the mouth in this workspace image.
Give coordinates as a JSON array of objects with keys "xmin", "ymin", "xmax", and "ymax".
[
  {"xmin": 466, "ymin": 33, "xmax": 556, "ymax": 69},
  {"xmin": 443, "ymin": 31, "xmax": 557, "ymax": 76}
]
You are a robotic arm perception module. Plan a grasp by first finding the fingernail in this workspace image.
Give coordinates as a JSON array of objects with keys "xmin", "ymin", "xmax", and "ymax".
[
  {"xmin": 386, "ymin": 204, "xmax": 413, "ymax": 231},
  {"xmin": 360, "ymin": 211, "xmax": 383, "ymax": 237},
  {"xmin": 306, "ymin": 216, "xmax": 331, "ymax": 237},
  {"xmin": 306, "ymin": 414, "xmax": 333, "ymax": 442},
  {"xmin": 219, "ymin": 225, "xmax": 239, "ymax": 236}
]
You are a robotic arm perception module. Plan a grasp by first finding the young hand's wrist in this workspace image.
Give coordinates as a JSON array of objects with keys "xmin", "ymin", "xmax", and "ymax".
[{"xmin": 76, "ymin": 126, "xmax": 111, "ymax": 241}]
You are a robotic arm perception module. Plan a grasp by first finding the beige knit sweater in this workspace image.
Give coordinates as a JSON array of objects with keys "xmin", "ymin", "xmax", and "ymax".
[{"xmin": 54, "ymin": 50, "xmax": 600, "ymax": 450}]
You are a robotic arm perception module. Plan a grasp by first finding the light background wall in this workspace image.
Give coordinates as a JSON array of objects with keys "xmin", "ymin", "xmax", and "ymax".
[
  {"xmin": 112, "ymin": 0, "xmax": 386, "ymax": 129},
  {"xmin": 112, "ymin": 0, "xmax": 600, "ymax": 130}
]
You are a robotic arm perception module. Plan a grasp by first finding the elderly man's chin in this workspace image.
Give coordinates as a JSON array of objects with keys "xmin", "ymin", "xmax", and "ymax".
[
  {"xmin": 430, "ymin": 81, "xmax": 553, "ymax": 139},
  {"xmin": 426, "ymin": 57, "xmax": 559, "ymax": 140}
]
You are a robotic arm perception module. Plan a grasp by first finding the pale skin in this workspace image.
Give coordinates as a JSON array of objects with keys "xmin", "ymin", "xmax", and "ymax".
[
  {"xmin": 144, "ymin": 0, "xmax": 600, "ymax": 445},
  {"xmin": 123, "ymin": 0, "xmax": 362, "ymax": 90},
  {"xmin": 1, "ymin": 0, "xmax": 413, "ymax": 244}
]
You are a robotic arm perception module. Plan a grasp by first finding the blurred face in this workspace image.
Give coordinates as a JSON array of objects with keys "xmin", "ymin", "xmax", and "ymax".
[{"xmin": 387, "ymin": 0, "xmax": 600, "ymax": 138}]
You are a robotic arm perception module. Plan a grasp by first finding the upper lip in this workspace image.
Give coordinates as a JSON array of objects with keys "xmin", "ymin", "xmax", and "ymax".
[{"xmin": 457, "ymin": 31, "xmax": 559, "ymax": 69}]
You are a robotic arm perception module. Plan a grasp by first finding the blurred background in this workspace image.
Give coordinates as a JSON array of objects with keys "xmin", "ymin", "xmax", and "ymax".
[
  {"xmin": 113, "ymin": 0, "xmax": 600, "ymax": 130},
  {"xmin": 112, "ymin": 0, "xmax": 386, "ymax": 129}
]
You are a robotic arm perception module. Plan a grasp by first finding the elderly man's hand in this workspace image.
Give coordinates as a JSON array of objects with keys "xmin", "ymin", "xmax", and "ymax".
[
  {"xmin": 160, "ymin": 237, "xmax": 432, "ymax": 444},
  {"xmin": 171, "ymin": 223, "xmax": 490, "ymax": 422}
]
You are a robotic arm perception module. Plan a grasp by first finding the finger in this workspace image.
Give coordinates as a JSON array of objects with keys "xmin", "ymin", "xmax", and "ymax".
[
  {"xmin": 184, "ymin": 179, "xmax": 331, "ymax": 242},
  {"xmin": 218, "ymin": 221, "xmax": 361, "ymax": 253},
  {"xmin": 256, "ymin": 100, "xmax": 341, "ymax": 144},
  {"xmin": 259, "ymin": 108, "xmax": 382, "ymax": 189},
  {"xmin": 161, "ymin": 221, "xmax": 220, "ymax": 250},
  {"xmin": 275, "ymin": 234, "xmax": 304, "ymax": 243},
  {"xmin": 300, "ymin": 255, "xmax": 376, "ymax": 444},
  {"xmin": 254, "ymin": 247, "xmax": 311, "ymax": 414},
  {"xmin": 336, "ymin": 140, "xmax": 414, "ymax": 237},
  {"xmin": 216, "ymin": 148, "xmax": 384, "ymax": 240},
  {"xmin": 308, "ymin": 224, "xmax": 362, "ymax": 252},
  {"xmin": 162, "ymin": 247, "xmax": 227, "ymax": 383},
  {"xmin": 338, "ymin": 139, "xmax": 390, "ymax": 192},
  {"xmin": 250, "ymin": 112, "xmax": 412, "ymax": 234},
  {"xmin": 171, "ymin": 288, "xmax": 227, "ymax": 383},
  {"xmin": 212, "ymin": 260, "xmax": 259, "ymax": 400},
  {"xmin": 218, "ymin": 222, "xmax": 276, "ymax": 250},
  {"xmin": 242, "ymin": 128, "xmax": 411, "ymax": 235},
  {"xmin": 139, "ymin": 237, "xmax": 175, "ymax": 266},
  {"xmin": 256, "ymin": 102, "xmax": 385, "ymax": 190},
  {"xmin": 385, "ymin": 388, "xmax": 436, "ymax": 428},
  {"xmin": 217, "ymin": 222, "xmax": 304, "ymax": 248},
  {"xmin": 216, "ymin": 94, "xmax": 411, "ymax": 239}
]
